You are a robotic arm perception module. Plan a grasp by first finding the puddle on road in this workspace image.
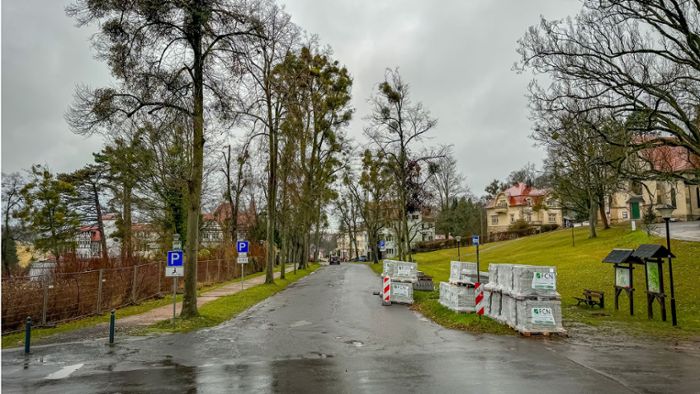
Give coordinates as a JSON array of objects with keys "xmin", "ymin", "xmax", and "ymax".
[
  {"xmin": 45, "ymin": 363, "xmax": 84, "ymax": 380},
  {"xmin": 290, "ymin": 320, "xmax": 312, "ymax": 328},
  {"xmin": 303, "ymin": 352, "xmax": 334, "ymax": 359}
]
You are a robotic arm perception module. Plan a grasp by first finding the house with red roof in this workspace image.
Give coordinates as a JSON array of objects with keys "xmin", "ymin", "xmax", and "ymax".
[
  {"xmin": 485, "ymin": 183, "xmax": 563, "ymax": 237},
  {"xmin": 75, "ymin": 214, "xmax": 120, "ymax": 259}
]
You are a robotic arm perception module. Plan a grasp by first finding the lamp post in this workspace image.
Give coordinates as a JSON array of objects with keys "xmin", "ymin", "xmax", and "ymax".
[
  {"xmin": 455, "ymin": 236, "xmax": 461, "ymax": 261},
  {"xmin": 656, "ymin": 204, "xmax": 678, "ymax": 326}
]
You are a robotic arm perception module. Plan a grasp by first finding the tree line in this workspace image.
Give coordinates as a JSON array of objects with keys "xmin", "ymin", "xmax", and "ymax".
[{"xmin": 1, "ymin": 0, "xmax": 482, "ymax": 320}]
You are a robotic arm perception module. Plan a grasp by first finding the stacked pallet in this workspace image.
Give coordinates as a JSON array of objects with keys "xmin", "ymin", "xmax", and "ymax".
[
  {"xmin": 439, "ymin": 261, "xmax": 490, "ymax": 313},
  {"xmin": 484, "ymin": 264, "xmax": 566, "ymax": 336},
  {"xmin": 439, "ymin": 282, "xmax": 476, "ymax": 312},
  {"xmin": 382, "ymin": 260, "xmax": 416, "ymax": 304}
]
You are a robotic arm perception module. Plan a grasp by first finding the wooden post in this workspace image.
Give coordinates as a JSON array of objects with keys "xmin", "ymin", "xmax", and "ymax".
[
  {"xmin": 41, "ymin": 283, "xmax": 49, "ymax": 325},
  {"xmin": 96, "ymin": 269, "xmax": 104, "ymax": 315},
  {"xmin": 131, "ymin": 265, "xmax": 138, "ymax": 303}
]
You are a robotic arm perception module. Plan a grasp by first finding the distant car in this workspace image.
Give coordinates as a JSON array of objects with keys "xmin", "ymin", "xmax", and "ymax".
[
  {"xmin": 359, "ymin": 256, "xmax": 367, "ymax": 262},
  {"xmin": 329, "ymin": 256, "xmax": 340, "ymax": 265}
]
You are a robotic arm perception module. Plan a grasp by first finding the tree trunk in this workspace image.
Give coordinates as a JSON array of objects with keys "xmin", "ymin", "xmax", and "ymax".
[
  {"xmin": 403, "ymin": 210, "xmax": 412, "ymax": 261},
  {"xmin": 265, "ymin": 86, "xmax": 277, "ymax": 283},
  {"xmin": 93, "ymin": 184, "xmax": 109, "ymax": 265},
  {"xmin": 122, "ymin": 183, "xmax": 132, "ymax": 265},
  {"xmin": 181, "ymin": 14, "xmax": 204, "ymax": 318},
  {"xmin": 369, "ymin": 231, "xmax": 379, "ymax": 264},
  {"xmin": 313, "ymin": 214, "xmax": 321, "ymax": 262},
  {"xmin": 280, "ymin": 238, "xmax": 287, "ymax": 280},
  {"xmin": 588, "ymin": 194, "xmax": 598, "ymax": 239},
  {"xmin": 598, "ymin": 196, "xmax": 610, "ymax": 229}
]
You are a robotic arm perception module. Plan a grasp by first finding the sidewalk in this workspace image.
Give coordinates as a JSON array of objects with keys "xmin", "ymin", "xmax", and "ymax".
[
  {"xmin": 119, "ymin": 265, "xmax": 295, "ymax": 326},
  {"xmin": 17, "ymin": 265, "xmax": 299, "ymax": 346},
  {"xmin": 651, "ymin": 220, "xmax": 700, "ymax": 242}
]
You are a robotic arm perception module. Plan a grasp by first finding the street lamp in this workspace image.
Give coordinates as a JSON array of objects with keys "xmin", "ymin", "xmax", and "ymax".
[
  {"xmin": 656, "ymin": 204, "xmax": 678, "ymax": 326},
  {"xmin": 455, "ymin": 236, "xmax": 462, "ymax": 261}
]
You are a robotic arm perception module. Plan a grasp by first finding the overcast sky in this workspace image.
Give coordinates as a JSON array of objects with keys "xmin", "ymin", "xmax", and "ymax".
[{"xmin": 1, "ymin": 0, "xmax": 582, "ymax": 194}]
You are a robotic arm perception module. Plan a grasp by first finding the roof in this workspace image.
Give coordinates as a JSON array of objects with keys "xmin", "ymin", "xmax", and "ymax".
[
  {"xmin": 213, "ymin": 202, "xmax": 257, "ymax": 227},
  {"xmin": 631, "ymin": 244, "xmax": 675, "ymax": 260},
  {"xmin": 640, "ymin": 143, "xmax": 700, "ymax": 173},
  {"xmin": 487, "ymin": 183, "xmax": 549, "ymax": 208},
  {"xmin": 132, "ymin": 223, "xmax": 155, "ymax": 232},
  {"xmin": 202, "ymin": 213, "xmax": 216, "ymax": 221},
  {"xmin": 602, "ymin": 249, "xmax": 643, "ymax": 264},
  {"xmin": 78, "ymin": 225, "xmax": 102, "ymax": 242}
]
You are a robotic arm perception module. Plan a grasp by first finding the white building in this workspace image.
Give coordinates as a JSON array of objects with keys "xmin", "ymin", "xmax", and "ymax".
[
  {"xmin": 336, "ymin": 209, "xmax": 436, "ymax": 260},
  {"xmin": 75, "ymin": 214, "xmax": 121, "ymax": 259}
]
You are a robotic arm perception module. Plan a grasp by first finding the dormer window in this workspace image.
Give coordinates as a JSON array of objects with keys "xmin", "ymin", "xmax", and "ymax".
[{"xmin": 526, "ymin": 198, "xmax": 532, "ymax": 206}]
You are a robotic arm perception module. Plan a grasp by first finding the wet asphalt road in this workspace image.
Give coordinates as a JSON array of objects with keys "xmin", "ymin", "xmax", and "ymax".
[{"xmin": 3, "ymin": 263, "xmax": 700, "ymax": 393}]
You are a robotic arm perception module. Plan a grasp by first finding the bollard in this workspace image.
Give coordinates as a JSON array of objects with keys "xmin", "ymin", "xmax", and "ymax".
[
  {"xmin": 109, "ymin": 309, "xmax": 116, "ymax": 345},
  {"xmin": 24, "ymin": 317, "xmax": 32, "ymax": 354}
]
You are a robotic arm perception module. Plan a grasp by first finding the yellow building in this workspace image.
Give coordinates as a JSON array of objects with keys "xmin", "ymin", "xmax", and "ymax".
[
  {"xmin": 608, "ymin": 180, "xmax": 700, "ymax": 223},
  {"xmin": 608, "ymin": 144, "xmax": 700, "ymax": 223},
  {"xmin": 485, "ymin": 183, "xmax": 564, "ymax": 237}
]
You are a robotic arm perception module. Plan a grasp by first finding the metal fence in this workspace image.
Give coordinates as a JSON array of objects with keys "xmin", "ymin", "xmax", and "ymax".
[{"xmin": 1, "ymin": 258, "xmax": 251, "ymax": 333}]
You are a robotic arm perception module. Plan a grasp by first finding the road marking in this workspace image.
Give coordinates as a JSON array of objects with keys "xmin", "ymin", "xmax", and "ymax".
[{"xmin": 45, "ymin": 363, "xmax": 84, "ymax": 380}]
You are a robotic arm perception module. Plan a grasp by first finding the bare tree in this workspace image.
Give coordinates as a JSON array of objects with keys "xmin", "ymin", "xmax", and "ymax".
[
  {"xmin": 517, "ymin": 1, "xmax": 700, "ymax": 183},
  {"xmin": 365, "ymin": 68, "xmax": 443, "ymax": 261},
  {"xmin": 2, "ymin": 172, "xmax": 26, "ymax": 274},
  {"xmin": 428, "ymin": 146, "xmax": 465, "ymax": 213}
]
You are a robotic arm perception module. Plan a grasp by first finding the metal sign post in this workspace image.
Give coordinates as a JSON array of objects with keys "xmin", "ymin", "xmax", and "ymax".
[
  {"xmin": 172, "ymin": 277, "xmax": 177, "ymax": 323},
  {"xmin": 166, "ymin": 235, "xmax": 184, "ymax": 322},
  {"xmin": 237, "ymin": 240, "xmax": 250, "ymax": 291},
  {"xmin": 472, "ymin": 235, "xmax": 480, "ymax": 283}
]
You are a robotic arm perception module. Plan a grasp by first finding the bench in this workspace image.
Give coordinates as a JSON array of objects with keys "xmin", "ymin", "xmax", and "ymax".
[{"xmin": 574, "ymin": 289, "xmax": 605, "ymax": 309}]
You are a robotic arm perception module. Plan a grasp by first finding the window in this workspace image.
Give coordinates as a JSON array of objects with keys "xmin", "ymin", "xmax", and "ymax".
[
  {"xmin": 491, "ymin": 215, "xmax": 499, "ymax": 225},
  {"xmin": 622, "ymin": 210, "xmax": 628, "ymax": 219},
  {"xmin": 697, "ymin": 187, "xmax": 700, "ymax": 208},
  {"xmin": 671, "ymin": 188, "xmax": 677, "ymax": 208},
  {"xmin": 526, "ymin": 198, "xmax": 532, "ymax": 206},
  {"xmin": 526, "ymin": 213, "xmax": 532, "ymax": 222},
  {"xmin": 548, "ymin": 213, "xmax": 557, "ymax": 223},
  {"xmin": 510, "ymin": 214, "xmax": 515, "ymax": 224}
]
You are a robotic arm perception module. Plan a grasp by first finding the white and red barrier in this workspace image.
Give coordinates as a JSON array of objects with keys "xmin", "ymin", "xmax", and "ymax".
[
  {"xmin": 475, "ymin": 282, "xmax": 485, "ymax": 316},
  {"xmin": 382, "ymin": 276, "xmax": 391, "ymax": 305}
]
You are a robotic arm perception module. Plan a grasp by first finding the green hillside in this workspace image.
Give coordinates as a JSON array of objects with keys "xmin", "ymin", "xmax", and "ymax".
[{"xmin": 397, "ymin": 225, "xmax": 699, "ymax": 338}]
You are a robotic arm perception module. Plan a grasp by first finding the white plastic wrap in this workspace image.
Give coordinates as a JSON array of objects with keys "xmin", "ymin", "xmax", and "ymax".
[
  {"xmin": 390, "ymin": 281, "xmax": 414, "ymax": 304},
  {"xmin": 439, "ymin": 282, "xmax": 476, "ymax": 313},
  {"xmin": 510, "ymin": 265, "xmax": 560, "ymax": 298},
  {"xmin": 514, "ymin": 299, "xmax": 566, "ymax": 334},
  {"xmin": 502, "ymin": 294, "xmax": 517, "ymax": 328},
  {"xmin": 486, "ymin": 290, "xmax": 502, "ymax": 321},
  {"xmin": 496, "ymin": 264, "xmax": 514, "ymax": 293},
  {"xmin": 383, "ymin": 260, "xmax": 418, "ymax": 283},
  {"xmin": 449, "ymin": 261, "xmax": 477, "ymax": 284}
]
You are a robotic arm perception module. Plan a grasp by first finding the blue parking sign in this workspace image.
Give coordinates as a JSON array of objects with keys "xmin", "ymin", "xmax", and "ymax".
[
  {"xmin": 167, "ymin": 250, "xmax": 184, "ymax": 266},
  {"xmin": 472, "ymin": 235, "xmax": 480, "ymax": 246},
  {"xmin": 236, "ymin": 240, "xmax": 249, "ymax": 253}
]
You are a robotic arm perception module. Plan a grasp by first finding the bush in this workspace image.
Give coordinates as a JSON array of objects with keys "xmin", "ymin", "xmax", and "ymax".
[
  {"xmin": 412, "ymin": 239, "xmax": 457, "ymax": 253},
  {"xmin": 540, "ymin": 224, "xmax": 559, "ymax": 233},
  {"xmin": 508, "ymin": 219, "xmax": 533, "ymax": 235}
]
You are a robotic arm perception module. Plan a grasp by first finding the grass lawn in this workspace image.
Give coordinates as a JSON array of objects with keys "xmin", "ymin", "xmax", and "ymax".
[
  {"xmin": 144, "ymin": 264, "xmax": 320, "ymax": 334},
  {"xmin": 370, "ymin": 225, "xmax": 700, "ymax": 339},
  {"xmin": 1, "ymin": 265, "xmax": 288, "ymax": 348}
]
